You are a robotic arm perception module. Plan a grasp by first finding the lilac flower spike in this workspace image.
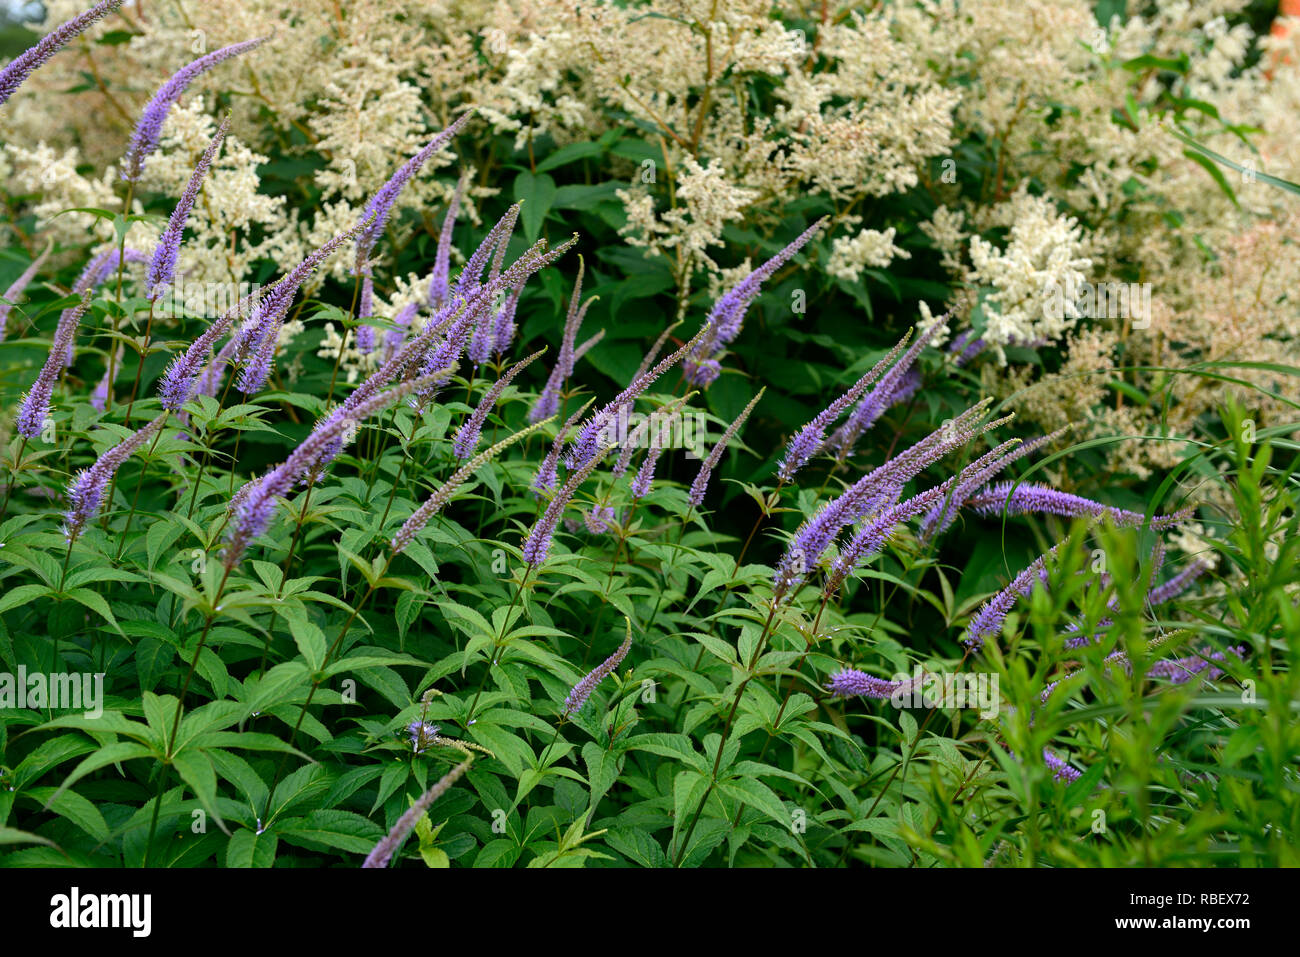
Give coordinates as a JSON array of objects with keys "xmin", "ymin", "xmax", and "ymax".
[
  {"xmin": 968, "ymin": 482, "xmax": 1193, "ymax": 530},
  {"xmin": 776, "ymin": 329, "xmax": 916, "ymax": 483},
  {"xmin": 15, "ymin": 292, "xmax": 92, "ymax": 438},
  {"xmin": 771, "ymin": 401, "xmax": 1004, "ymax": 597},
  {"xmin": 146, "ymin": 115, "xmax": 229, "ymax": 302},
  {"xmin": 685, "ymin": 218, "xmax": 827, "ymax": 386},
  {"xmin": 349, "ymin": 234, "xmax": 576, "ymax": 425},
  {"xmin": 825, "ymin": 669, "xmax": 905, "ymax": 700},
  {"xmin": 0, "ymin": 0, "xmax": 124, "ymax": 107},
  {"xmin": 829, "ymin": 317, "xmax": 949, "ymax": 463},
  {"xmin": 454, "ymin": 202, "xmax": 520, "ymax": 301},
  {"xmin": 1042, "ymin": 749, "xmax": 1082, "ymax": 784},
  {"xmin": 0, "ymin": 242, "xmax": 51, "ymax": 341},
  {"xmin": 565, "ymin": 322, "xmax": 713, "ymax": 474},
  {"xmin": 384, "ymin": 301, "xmax": 420, "ymax": 358},
  {"xmin": 225, "ymin": 375, "xmax": 442, "ymax": 569},
  {"xmin": 429, "ymin": 172, "xmax": 469, "ymax": 312},
  {"xmin": 562, "ymin": 618, "xmax": 633, "ymax": 719},
  {"xmin": 452, "ymin": 348, "xmax": 544, "ymax": 459},
  {"xmin": 688, "ymin": 388, "xmax": 764, "ymax": 507},
  {"xmin": 920, "ymin": 427, "xmax": 1072, "ymax": 540},
  {"xmin": 1148, "ymin": 646, "xmax": 1244, "ymax": 685},
  {"xmin": 355, "ymin": 114, "xmax": 472, "ymax": 303},
  {"xmin": 530, "ymin": 256, "xmax": 592, "ymax": 423},
  {"xmin": 159, "ymin": 216, "xmax": 372, "ymax": 410},
  {"xmin": 613, "ymin": 393, "xmax": 694, "ymax": 478},
  {"xmin": 392, "ymin": 417, "xmax": 552, "ymax": 555},
  {"xmin": 122, "ymin": 36, "xmax": 270, "ymax": 182},
  {"xmin": 823, "ymin": 438, "xmax": 1024, "ymax": 599},
  {"xmin": 63, "ymin": 413, "xmax": 167, "ymax": 542},
  {"xmin": 630, "ymin": 446, "xmax": 664, "ymax": 500},
  {"xmin": 523, "ymin": 438, "xmax": 611, "ymax": 567},
  {"xmin": 1146, "ymin": 558, "xmax": 1212, "ymax": 606},
  {"xmin": 964, "ymin": 543, "xmax": 1064, "ymax": 650},
  {"xmin": 361, "ymin": 754, "xmax": 473, "ymax": 869},
  {"xmin": 533, "ymin": 400, "xmax": 594, "ymax": 496},
  {"xmin": 949, "ymin": 329, "xmax": 985, "ymax": 368}
]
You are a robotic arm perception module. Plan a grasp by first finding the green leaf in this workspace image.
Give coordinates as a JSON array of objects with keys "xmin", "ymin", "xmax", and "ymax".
[
  {"xmin": 719, "ymin": 776, "xmax": 789, "ymax": 829},
  {"xmin": 226, "ymin": 828, "xmax": 279, "ymax": 868},
  {"xmin": 172, "ymin": 749, "xmax": 228, "ymax": 833},
  {"xmin": 535, "ymin": 141, "xmax": 606, "ymax": 172},
  {"xmin": 0, "ymin": 826, "xmax": 59, "ymax": 849},
  {"xmin": 514, "ymin": 171, "xmax": 558, "ymax": 241}
]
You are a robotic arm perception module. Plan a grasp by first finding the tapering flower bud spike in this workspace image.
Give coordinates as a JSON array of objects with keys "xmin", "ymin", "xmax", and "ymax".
[
  {"xmin": 429, "ymin": 171, "xmax": 469, "ymax": 312},
  {"xmin": 393, "ymin": 417, "xmax": 553, "ymax": 554},
  {"xmin": 122, "ymin": 36, "xmax": 269, "ymax": 182},
  {"xmin": 146, "ymin": 115, "xmax": 229, "ymax": 301},
  {"xmin": 685, "ymin": 218, "xmax": 826, "ymax": 385},
  {"xmin": 562, "ymin": 618, "xmax": 633, "ymax": 719},
  {"xmin": 63, "ymin": 413, "xmax": 167, "ymax": 541},
  {"xmin": 354, "ymin": 111, "xmax": 474, "ymax": 266},
  {"xmin": 0, "ymin": 0, "xmax": 124, "ymax": 108},
  {"xmin": 452, "ymin": 348, "xmax": 545, "ymax": 459},
  {"xmin": 15, "ymin": 292, "xmax": 92, "ymax": 438},
  {"xmin": 688, "ymin": 388, "xmax": 763, "ymax": 507},
  {"xmin": 0, "ymin": 242, "xmax": 51, "ymax": 341},
  {"xmin": 777, "ymin": 329, "xmax": 914, "ymax": 483}
]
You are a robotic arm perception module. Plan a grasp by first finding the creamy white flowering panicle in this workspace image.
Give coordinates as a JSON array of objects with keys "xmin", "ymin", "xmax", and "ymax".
[
  {"xmin": 966, "ymin": 188, "xmax": 1095, "ymax": 359},
  {"xmin": 827, "ymin": 227, "xmax": 911, "ymax": 282}
]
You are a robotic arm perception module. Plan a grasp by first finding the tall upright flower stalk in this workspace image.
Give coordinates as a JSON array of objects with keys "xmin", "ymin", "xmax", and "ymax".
[{"xmin": 0, "ymin": 0, "xmax": 124, "ymax": 107}]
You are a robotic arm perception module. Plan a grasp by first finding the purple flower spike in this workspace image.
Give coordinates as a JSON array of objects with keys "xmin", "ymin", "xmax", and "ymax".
[
  {"xmin": 492, "ymin": 284, "xmax": 522, "ymax": 357},
  {"xmin": 429, "ymin": 172, "xmax": 469, "ymax": 312},
  {"xmin": 949, "ymin": 329, "xmax": 985, "ymax": 368},
  {"xmin": 1148, "ymin": 646, "xmax": 1244, "ymax": 685},
  {"xmin": 523, "ymin": 439, "xmax": 610, "ymax": 567},
  {"xmin": 235, "ymin": 303, "xmax": 285, "ymax": 395},
  {"xmin": 225, "ymin": 375, "xmax": 437, "ymax": 568},
  {"xmin": 1147, "ymin": 558, "xmax": 1212, "ymax": 606},
  {"xmin": 356, "ymin": 112, "xmax": 474, "ymax": 274},
  {"xmin": 968, "ymin": 482, "xmax": 1193, "ymax": 530},
  {"xmin": 47, "ymin": 247, "xmax": 146, "ymax": 370},
  {"xmin": 0, "ymin": 0, "xmax": 124, "ymax": 108},
  {"xmin": 146, "ymin": 115, "xmax": 229, "ymax": 301},
  {"xmin": 530, "ymin": 257, "xmax": 592, "ymax": 423},
  {"xmin": 355, "ymin": 271, "xmax": 376, "ymax": 354},
  {"xmin": 453, "ymin": 202, "xmax": 519, "ymax": 301},
  {"xmin": 920, "ymin": 428, "xmax": 1071, "ymax": 540},
  {"xmin": 1042, "ymin": 749, "xmax": 1082, "ymax": 784},
  {"xmin": 629, "ymin": 445, "xmax": 663, "ymax": 500},
  {"xmin": 63, "ymin": 413, "xmax": 167, "ymax": 541},
  {"xmin": 452, "ymin": 348, "xmax": 543, "ymax": 459},
  {"xmin": 0, "ymin": 243, "xmax": 51, "ymax": 341},
  {"xmin": 16, "ymin": 292, "xmax": 93, "ymax": 438},
  {"xmin": 829, "ymin": 318, "xmax": 949, "ymax": 463},
  {"xmin": 562, "ymin": 620, "xmax": 633, "ymax": 719},
  {"xmin": 583, "ymin": 504, "xmax": 618, "ymax": 533},
  {"xmin": 823, "ymin": 438, "xmax": 1022, "ymax": 598},
  {"xmin": 122, "ymin": 36, "xmax": 270, "ymax": 182},
  {"xmin": 686, "ymin": 218, "xmax": 826, "ymax": 385},
  {"xmin": 777, "ymin": 328, "xmax": 918, "ymax": 483},
  {"xmin": 160, "ymin": 216, "xmax": 370, "ymax": 410},
  {"xmin": 965, "ymin": 543, "xmax": 1064, "ymax": 650},
  {"xmin": 382, "ymin": 301, "xmax": 419, "ymax": 358},
  {"xmin": 533, "ymin": 400, "xmax": 594, "ymax": 496},
  {"xmin": 826, "ymin": 669, "xmax": 904, "ymax": 700},
  {"xmin": 565, "ymin": 321, "xmax": 713, "ymax": 475},
  {"xmin": 688, "ymin": 388, "xmax": 763, "ymax": 507}
]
